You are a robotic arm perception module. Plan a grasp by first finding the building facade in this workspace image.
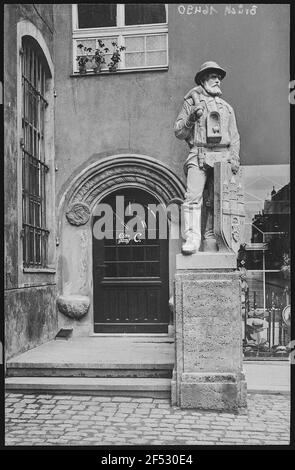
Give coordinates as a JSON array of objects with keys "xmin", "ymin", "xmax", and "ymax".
[
  {"xmin": 4, "ymin": 4, "xmax": 57, "ymax": 359},
  {"xmin": 4, "ymin": 4, "xmax": 290, "ymax": 359}
]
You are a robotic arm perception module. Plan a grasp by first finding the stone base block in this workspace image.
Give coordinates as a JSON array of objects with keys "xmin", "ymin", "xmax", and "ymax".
[
  {"xmin": 176, "ymin": 252, "xmax": 237, "ymax": 270},
  {"xmin": 172, "ymin": 370, "xmax": 247, "ymax": 412}
]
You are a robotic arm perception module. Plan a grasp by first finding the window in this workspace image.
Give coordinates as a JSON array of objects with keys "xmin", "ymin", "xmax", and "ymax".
[
  {"xmin": 21, "ymin": 37, "xmax": 50, "ymax": 268},
  {"xmin": 78, "ymin": 4, "xmax": 117, "ymax": 28},
  {"xmin": 125, "ymin": 4, "xmax": 166, "ymax": 25},
  {"xmin": 72, "ymin": 4, "xmax": 168, "ymax": 73}
]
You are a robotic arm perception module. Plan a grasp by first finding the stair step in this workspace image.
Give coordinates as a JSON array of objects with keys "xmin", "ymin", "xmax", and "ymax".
[
  {"xmin": 6, "ymin": 363, "xmax": 173, "ymax": 379},
  {"xmin": 5, "ymin": 377, "xmax": 171, "ymax": 398}
]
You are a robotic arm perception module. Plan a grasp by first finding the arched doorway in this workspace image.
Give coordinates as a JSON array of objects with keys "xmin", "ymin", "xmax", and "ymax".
[{"xmin": 92, "ymin": 187, "xmax": 169, "ymax": 333}]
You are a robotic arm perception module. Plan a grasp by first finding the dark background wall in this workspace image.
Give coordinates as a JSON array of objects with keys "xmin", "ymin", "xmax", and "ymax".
[
  {"xmin": 169, "ymin": 4, "xmax": 290, "ymax": 167},
  {"xmin": 55, "ymin": 3, "xmax": 289, "ymax": 204}
]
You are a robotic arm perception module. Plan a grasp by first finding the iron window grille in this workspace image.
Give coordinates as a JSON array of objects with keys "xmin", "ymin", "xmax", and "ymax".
[{"xmin": 21, "ymin": 38, "xmax": 50, "ymax": 268}]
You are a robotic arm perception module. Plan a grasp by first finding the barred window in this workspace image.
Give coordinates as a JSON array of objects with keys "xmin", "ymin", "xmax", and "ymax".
[{"xmin": 21, "ymin": 37, "xmax": 50, "ymax": 268}]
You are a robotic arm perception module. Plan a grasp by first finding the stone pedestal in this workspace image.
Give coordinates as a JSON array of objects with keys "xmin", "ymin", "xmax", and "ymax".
[{"xmin": 171, "ymin": 252, "xmax": 247, "ymax": 411}]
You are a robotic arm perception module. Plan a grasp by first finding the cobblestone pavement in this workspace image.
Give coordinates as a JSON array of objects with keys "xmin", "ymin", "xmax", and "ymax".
[{"xmin": 5, "ymin": 393, "xmax": 290, "ymax": 446}]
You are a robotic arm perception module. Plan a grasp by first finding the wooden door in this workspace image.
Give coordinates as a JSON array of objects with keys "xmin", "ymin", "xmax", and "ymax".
[{"xmin": 93, "ymin": 188, "xmax": 169, "ymax": 333}]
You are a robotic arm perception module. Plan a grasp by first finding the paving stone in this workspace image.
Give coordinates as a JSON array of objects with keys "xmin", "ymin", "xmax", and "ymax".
[
  {"xmin": 90, "ymin": 397, "xmax": 112, "ymax": 402},
  {"xmin": 50, "ymin": 395, "xmax": 75, "ymax": 400},
  {"xmin": 11, "ymin": 403, "xmax": 27, "ymax": 408},
  {"xmin": 111, "ymin": 397, "xmax": 132, "ymax": 402},
  {"xmin": 72, "ymin": 415, "xmax": 91, "ymax": 421},
  {"xmin": 36, "ymin": 395, "xmax": 54, "ymax": 399},
  {"xmin": 116, "ymin": 406, "xmax": 138, "ymax": 412},
  {"xmin": 133, "ymin": 398, "xmax": 154, "ymax": 403},
  {"xmin": 54, "ymin": 405, "xmax": 71, "ymax": 410},
  {"xmin": 71, "ymin": 405, "xmax": 86, "ymax": 411},
  {"xmin": 5, "ymin": 393, "xmax": 290, "ymax": 446},
  {"xmin": 99, "ymin": 403, "xmax": 118, "ymax": 408}
]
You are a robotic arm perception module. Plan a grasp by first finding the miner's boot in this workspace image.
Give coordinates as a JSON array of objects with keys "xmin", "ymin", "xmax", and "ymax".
[{"xmin": 182, "ymin": 207, "xmax": 201, "ymax": 255}]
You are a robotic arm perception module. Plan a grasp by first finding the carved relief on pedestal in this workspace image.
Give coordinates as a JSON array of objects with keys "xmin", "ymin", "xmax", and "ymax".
[
  {"xmin": 214, "ymin": 162, "xmax": 245, "ymax": 253},
  {"xmin": 66, "ymin": 202, "xmax": 91, "ymax": 226}
]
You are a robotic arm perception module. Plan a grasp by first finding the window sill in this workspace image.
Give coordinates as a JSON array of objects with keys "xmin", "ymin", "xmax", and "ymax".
[
  {"xmin": 23, "ymin": 267, "xmax": 56, "ymax": 274},
  {"xmin": 70, "ymin": 66, "xmax": 168, "ymax": 77}
]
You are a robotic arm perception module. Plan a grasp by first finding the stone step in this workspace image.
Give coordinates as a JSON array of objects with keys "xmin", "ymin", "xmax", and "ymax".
[
  {"xmin": 5, "ymin": 377, "xmax": 171, "ymax": 398},
  {"xmin": 6, "ymin": 363, "xmax": 173, "ymax": 379}
]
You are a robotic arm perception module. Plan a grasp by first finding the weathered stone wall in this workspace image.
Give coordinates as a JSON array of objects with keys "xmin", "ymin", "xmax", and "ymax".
[
  {"xmin": 5, "ymin": 285, "xmax": 57, "ymax": 360},
  {"xmin": 4, "ymin": 5, "xmax": 57, "ymax": 359},
  {"xmin": 4, "ymin": 4, "xmax": 54, "ymax": 289}
]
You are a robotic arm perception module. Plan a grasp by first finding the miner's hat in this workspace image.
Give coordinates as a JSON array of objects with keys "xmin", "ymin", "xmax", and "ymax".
[{"xmin": 195, "ymin": 61, "xmax": 226, "ymax": 85}]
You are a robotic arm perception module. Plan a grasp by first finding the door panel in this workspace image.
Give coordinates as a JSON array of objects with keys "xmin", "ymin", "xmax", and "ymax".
[{"xmin": 93, "ymin": 188, "xmax": 169, "ymax": 333}]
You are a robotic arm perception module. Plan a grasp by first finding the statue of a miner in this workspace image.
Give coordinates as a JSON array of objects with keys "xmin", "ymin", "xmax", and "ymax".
[{"xmin": 174, "ymin": 61, "xmax": 240, "ymax": 254}]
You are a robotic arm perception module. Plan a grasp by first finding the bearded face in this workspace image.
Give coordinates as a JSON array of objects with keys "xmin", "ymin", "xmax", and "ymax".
[{"xmin": 202, "ymin": 73, "xmax": 222, "ymax": 96}]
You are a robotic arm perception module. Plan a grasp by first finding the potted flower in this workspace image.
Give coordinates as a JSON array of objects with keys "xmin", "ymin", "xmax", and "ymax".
[
  {"xmin": 108, "ymin": 42, "xmax": 126, "ymax": 72},
  {"xmin": 76, "ymin": 44, "xmax": 92, "ymax": 74},
  {"xmin": 92, "ymin": 40, "xmax": 109, "ymax": 73}
]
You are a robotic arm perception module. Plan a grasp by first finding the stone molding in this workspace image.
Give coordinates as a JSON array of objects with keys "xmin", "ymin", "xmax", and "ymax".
[{"xmin": 62, "ymin": 154, "xmax": 186, "ymax": 219}]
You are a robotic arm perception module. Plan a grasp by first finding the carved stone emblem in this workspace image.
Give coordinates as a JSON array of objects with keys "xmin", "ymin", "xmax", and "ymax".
[
  {"xmin": 214, "ymin": 162, "xmax": 245, "ymax": 253},
  {"xmin": 66, "ymin": 202, "xmax": 91, "ymax": 226}
]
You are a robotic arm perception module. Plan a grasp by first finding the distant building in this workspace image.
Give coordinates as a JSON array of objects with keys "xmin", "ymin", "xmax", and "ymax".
[
  {"xmin": 251, "ymin": 183, "xmax": 290, "ymax": 242},
  {"xmin": 239, "ymin": 182, "xmax": 290, "ymax": 313}
]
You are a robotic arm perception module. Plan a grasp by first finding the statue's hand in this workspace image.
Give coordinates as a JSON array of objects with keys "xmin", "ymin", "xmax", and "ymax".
[
  {"xmin": 188, "ymin": 105, "xmax": 204, "ymax": 124},
  {"xmin": 228, "ymin": 157, "xmax": 240, "ymax": 174}
]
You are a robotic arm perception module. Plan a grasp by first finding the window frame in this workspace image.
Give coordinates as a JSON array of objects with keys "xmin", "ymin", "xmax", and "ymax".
[
  {"xmin": 72, "ymin": 4, "xmax": 169, "ymax": 74},
  {"xmin": 21, "ymin": 37, "xmax": 50, "ymax": 269},
  {"xmin": 16, "ymin": 20, "xmax": 56, "ymax": 284}
]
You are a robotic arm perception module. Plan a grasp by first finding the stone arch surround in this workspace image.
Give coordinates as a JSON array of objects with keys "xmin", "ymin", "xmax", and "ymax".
[
  {"xmin": 60, "ymin": 154, "xmax": 185, "ymax": 219},
  {"xmin": 57, "ymin": 154, "xmax": 185, "ymax": 336}
]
